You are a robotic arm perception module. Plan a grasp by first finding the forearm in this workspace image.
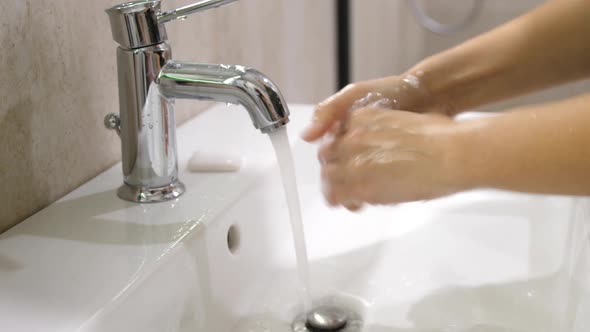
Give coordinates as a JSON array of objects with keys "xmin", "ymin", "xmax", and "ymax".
[
  {"xmin": 455, "ymin": 93, "xmax": 590, "ymax": 195},
  {"xmin": 407, "ymin": 0, "xmax": 590, "ymax": 114}
]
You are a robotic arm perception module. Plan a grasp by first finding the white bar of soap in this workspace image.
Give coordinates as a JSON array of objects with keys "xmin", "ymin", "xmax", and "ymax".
[{"xmin": 187, "ymin": 151, "xmax": 242, "ymax": 172}]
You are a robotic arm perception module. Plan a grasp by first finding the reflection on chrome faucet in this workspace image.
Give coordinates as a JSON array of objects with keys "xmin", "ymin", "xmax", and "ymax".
[
  {"xmin": 103, "ymin": 0, "xmax": 290, "ymax": 203},
  {"xmin": 158, "ymin": 62, "xmax": 289, "ymax": 132}
]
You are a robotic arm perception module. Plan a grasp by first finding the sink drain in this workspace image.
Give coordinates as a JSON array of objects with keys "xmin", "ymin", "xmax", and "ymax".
[
  {"xmin": 292, "ymin": 305, "xmax": 362, "ymax": 332},
  {"xmin": 306, "ymin": 305, "xmax": 348, "ymax": 330}
]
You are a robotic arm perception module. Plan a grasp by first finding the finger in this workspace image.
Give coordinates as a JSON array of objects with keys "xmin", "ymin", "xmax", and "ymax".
[
  {"xmin": 301, "ymin": 83, "xmax": 369, "ymax": 142},
  {"xmin": 321, "ymin": 164, "xmax": 349, "ymax": 206},
  {"xmin": 325, "ymin": 183, "xmax": 362, "ymax": 208},
  {"xmin": 317, "ymin": 140, "xmax": 339, "ymax": 165},
  {"xmin": 329, "ymin": 120, "xmax": 348, "ymax": 136},
  {"xmin": 322, "ymin": 179, "xmax": 341, "ymax": 207},
  {"xmin": 348, "ymin": 108, "xmax": 420, "ymax": 134},
  {"xmin": 343, "ymin": 201, "xmax": 363, "ymax": 212},
  {"xmin": 346, "ymin": 107, "xmax": 386, "ymax": 134},
  {"xmin": 320, "ymin": 163, "xmax": 346, "ymax": 185},
  {"xmin": 323, "ymin": 184, "xmax": 353, "ymax": 207},
  {"xmin": 323, "ymin": 187, "xmax": 339, "ymax": 207},
  {"xmin": 319, "ymin": 130, "xmax": 370, "ymax": 166}
]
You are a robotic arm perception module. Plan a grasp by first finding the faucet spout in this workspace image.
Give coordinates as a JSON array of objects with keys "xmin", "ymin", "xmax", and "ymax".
[{"xmin": 157, "ymin": 61, "xmax": 290, "ymax": 133}]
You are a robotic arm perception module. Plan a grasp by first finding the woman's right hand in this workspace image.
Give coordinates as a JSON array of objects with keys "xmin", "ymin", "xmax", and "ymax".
[{"xmin": 301, "ymin": 74, "xmax": 453, "ymax": 142}]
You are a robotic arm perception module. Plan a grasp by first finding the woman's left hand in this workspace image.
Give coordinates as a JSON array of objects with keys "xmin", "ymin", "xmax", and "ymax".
[{"xmin": 318, "ymin": 107, "xmax": 467, "ymax": 210}]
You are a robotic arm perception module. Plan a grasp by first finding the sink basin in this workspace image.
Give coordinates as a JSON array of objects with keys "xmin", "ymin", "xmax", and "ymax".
[{"xmin": 1, "ymin": 104, "xmax": 589, "ymax": 332}]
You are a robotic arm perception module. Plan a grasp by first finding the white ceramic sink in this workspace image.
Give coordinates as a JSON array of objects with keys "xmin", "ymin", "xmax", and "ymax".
[{"xmin": 1, "ymin": 104, "xmax": 589, "ymax": 332}]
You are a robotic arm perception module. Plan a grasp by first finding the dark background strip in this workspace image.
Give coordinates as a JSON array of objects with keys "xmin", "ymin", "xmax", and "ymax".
[{"xmin": 336, "ymin": 0, "xmax": 350, "ymax": 90}]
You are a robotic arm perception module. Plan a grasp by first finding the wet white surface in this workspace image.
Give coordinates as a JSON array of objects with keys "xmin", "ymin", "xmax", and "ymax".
[{"xmin": 1, "ymin": 104, "xmax": 588, "ymax": 332}]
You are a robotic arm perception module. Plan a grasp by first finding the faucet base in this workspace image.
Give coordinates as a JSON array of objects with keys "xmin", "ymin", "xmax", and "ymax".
[{"xmin": 117, "ymin": 181, "xmax": 185, "ymax": 203}]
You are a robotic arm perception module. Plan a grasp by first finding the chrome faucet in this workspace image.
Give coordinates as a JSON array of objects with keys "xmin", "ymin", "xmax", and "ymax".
[{"xmin": 104, "ymin": 0, "xmax": 290, "ymax": 203}]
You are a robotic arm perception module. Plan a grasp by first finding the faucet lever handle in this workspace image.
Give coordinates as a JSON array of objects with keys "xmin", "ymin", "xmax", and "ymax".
[
  {"xmin": 157, "ymin": 0, "xmax": 238, "ymax": 24},
  {"xmin": 106, "ymin": 0, "xmax": 237, "ymax": 49}
]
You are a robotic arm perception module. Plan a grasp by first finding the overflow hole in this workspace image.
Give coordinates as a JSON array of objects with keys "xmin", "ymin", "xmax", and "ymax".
[{"xmin": 227, "ymin": 224, "xmax": 241, "ymax": 255}]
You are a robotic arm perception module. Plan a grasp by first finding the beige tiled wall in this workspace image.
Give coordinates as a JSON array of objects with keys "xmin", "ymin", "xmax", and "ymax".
[
  {"xmin": 352, "ymin": 0, "xmax": 590, "ymax": 112},
  {"xmin": 352, "ymin": 0, "xmax": 542, "ymax": 80},
  {"xmin": 0, "ymin": 0, "xmax": 335, "ymax": 233}
]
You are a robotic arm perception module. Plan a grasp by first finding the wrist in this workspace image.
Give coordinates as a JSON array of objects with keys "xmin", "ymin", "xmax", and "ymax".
[
  {"xmin": 442, "ymin": 119, "xmax": 492, "ymax": 193},
  {"xmin": 403, "ymin": 65, "xmax": 456, "ymax": 116}
]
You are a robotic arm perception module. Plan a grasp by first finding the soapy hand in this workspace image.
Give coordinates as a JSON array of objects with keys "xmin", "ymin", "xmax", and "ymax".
[
  {"xmin": 318, "ymin": 107, "xmax": 464, "ymax": 210},
  {"xmin": 301, "ymin": 74, "xmax": 452, "ymax": 142}
]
